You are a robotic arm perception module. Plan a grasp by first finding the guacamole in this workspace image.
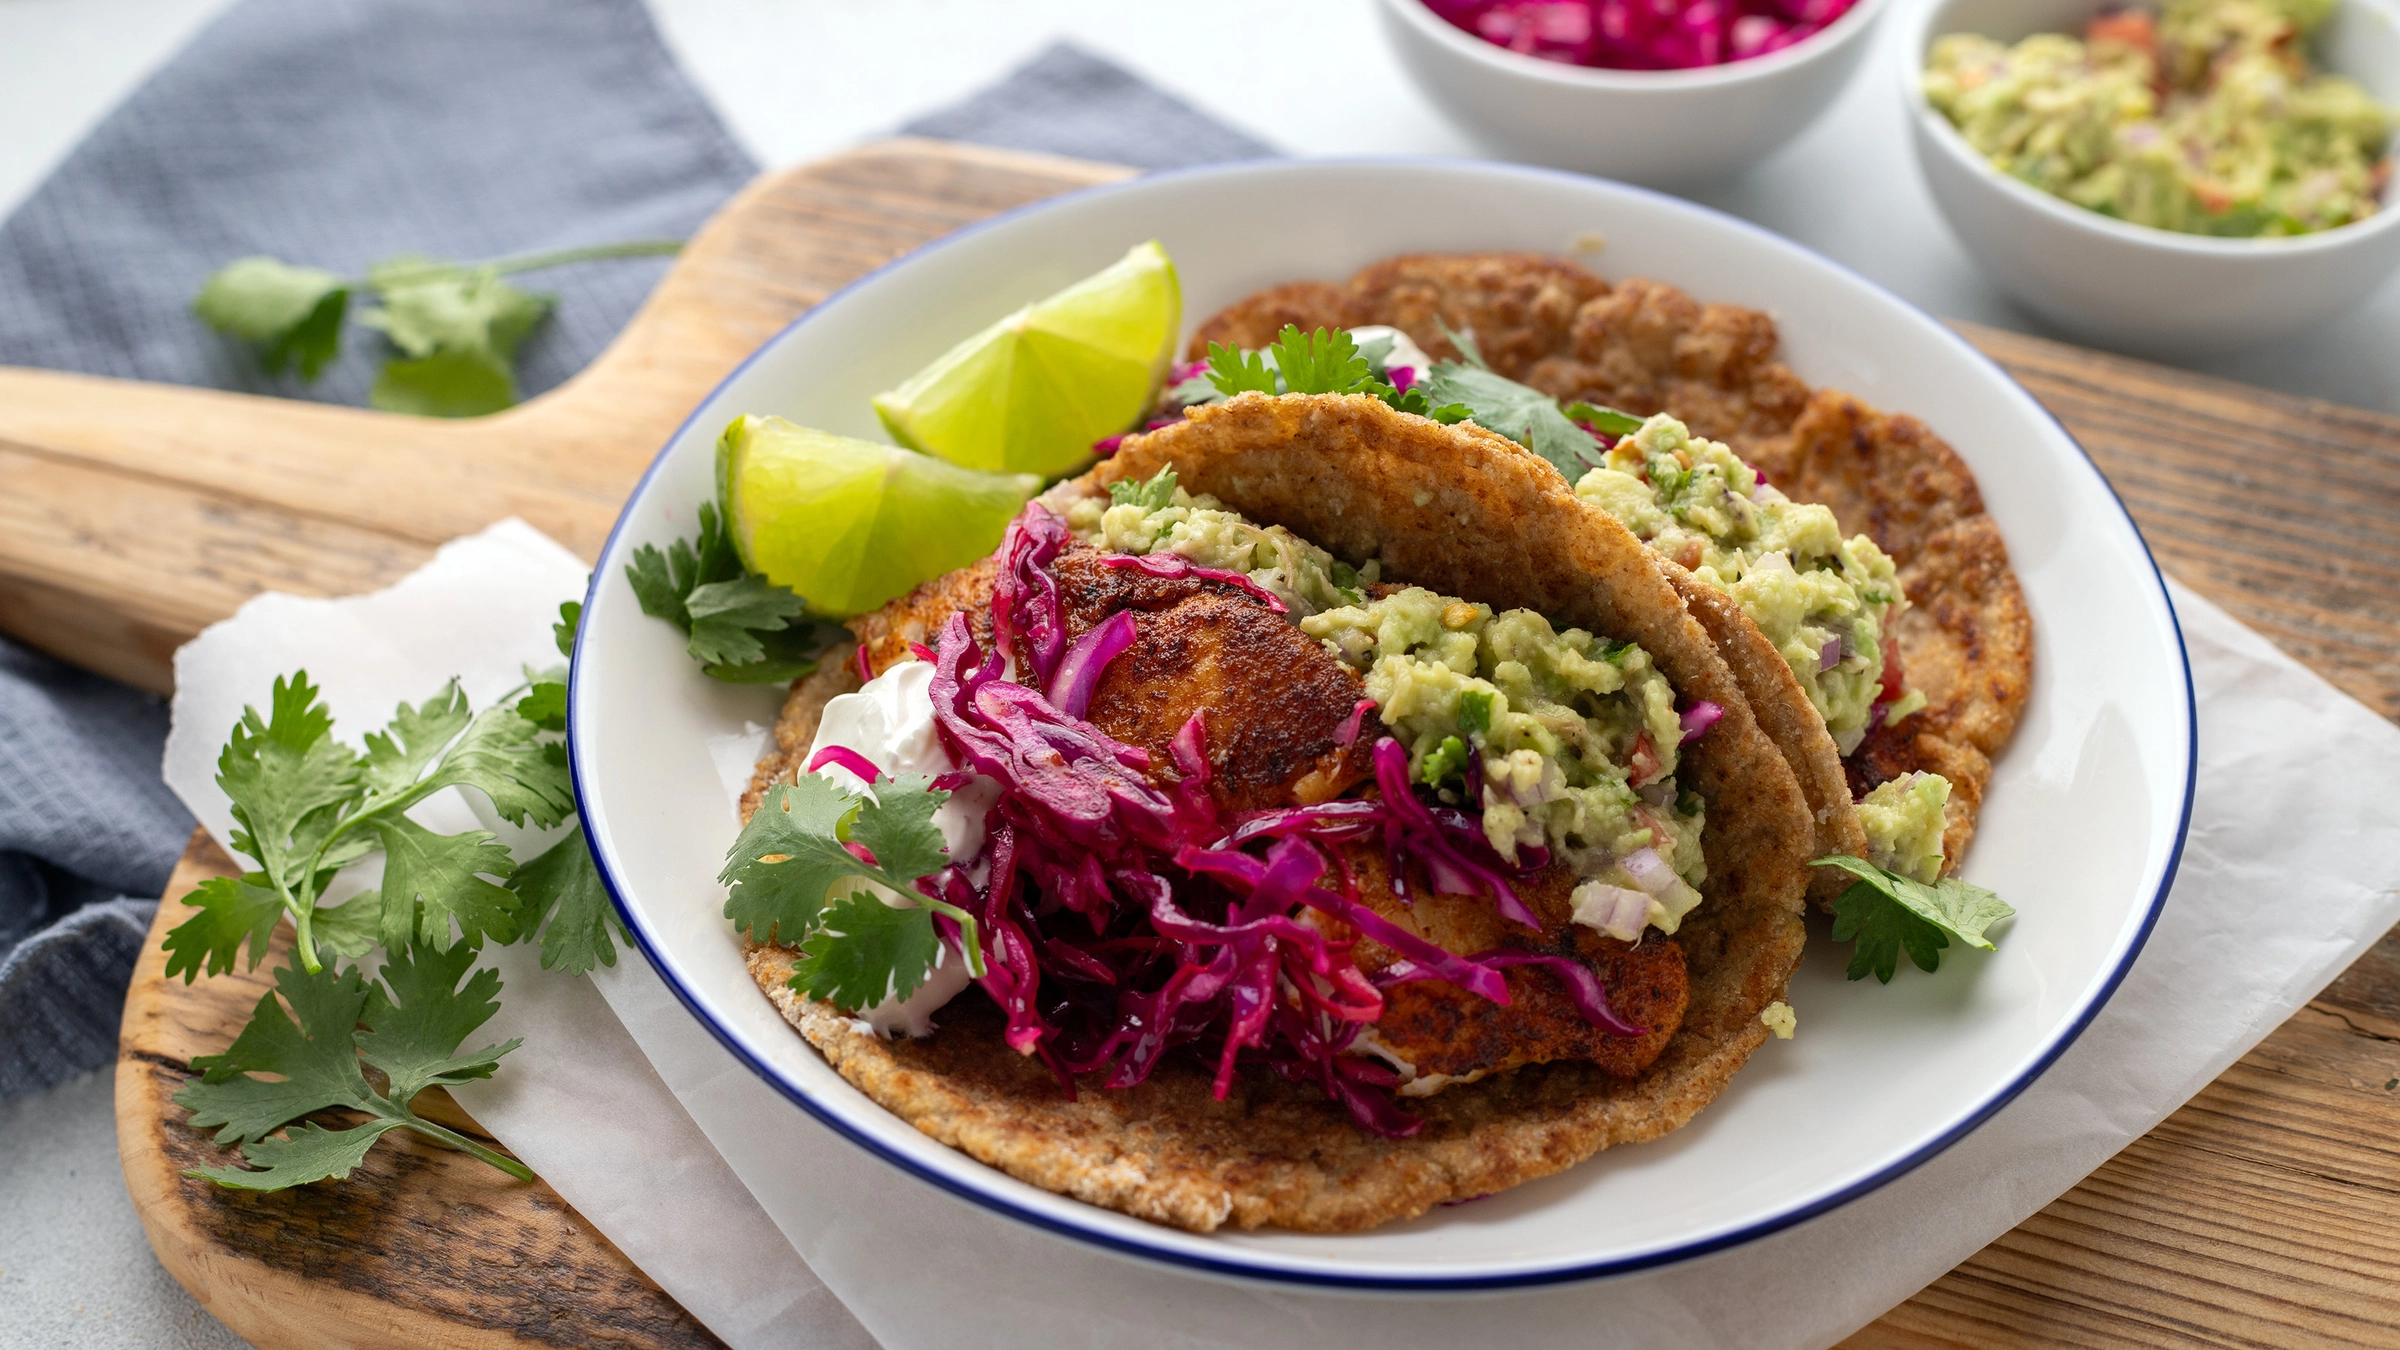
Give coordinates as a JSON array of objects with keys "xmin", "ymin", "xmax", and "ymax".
[
  {"xmin": 1064, "ymin": 474, "xmax": 1370, "ymax": 618},
  {"xmin": 1856, "ymin": 772, "xmax": 1951, "ymax": 884},
  {"xmin": 1576, "ymin": 413, "xmax": 1907, "ymax": 754},
  {"xmin": 1070, "ymin": 475, "xmax": 1710, "ymax": 936},
  {"xmin": 1925, "ymin": 0, "xmax": 2395, "ymax": 237}
]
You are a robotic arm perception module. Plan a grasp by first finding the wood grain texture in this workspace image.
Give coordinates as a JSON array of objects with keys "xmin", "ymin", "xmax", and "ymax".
[
  {"xmin": 121, "ymin": 835, "xmax": 723, "ymax": 1350},
  {"xmin": 62, "ymin": 139, "xmax": 2400, "ymax": 1348}
]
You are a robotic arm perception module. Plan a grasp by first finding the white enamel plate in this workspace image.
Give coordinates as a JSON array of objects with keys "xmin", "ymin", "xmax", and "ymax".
[{"xmin": 567, "ymin": 159, "xmax": 2193, "ymax": 1290}]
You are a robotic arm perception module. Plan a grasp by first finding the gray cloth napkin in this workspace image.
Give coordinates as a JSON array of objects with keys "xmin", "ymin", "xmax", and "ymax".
[
  {"xmin": 901, "ymin": 42, "xmax": 1274, "ymax": 169},
  {"xmin": 0, "ymin": 0, "xmax": 755, "ymax": 1102}
]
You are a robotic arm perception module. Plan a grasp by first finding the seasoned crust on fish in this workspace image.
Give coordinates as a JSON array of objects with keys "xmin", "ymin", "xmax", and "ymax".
[
  {"xmin": 1190, "ymin": 255, "xmax": 2031, "ymax": 893},
  {"xmin": 1344, "ymin": 853, "xmax": 1687, "ymax": 1087},
  {"xmin": 745, "ymin": 394, "xmax": 1811, "ymax": 1233}
]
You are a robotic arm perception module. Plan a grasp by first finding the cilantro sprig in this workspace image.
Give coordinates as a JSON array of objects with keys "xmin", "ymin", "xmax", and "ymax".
[
  {"xmin": 1815, "ymin": 855, "xmax": 2015, "ymax": 983},
  {"xmin": 625, "ymin": 502, "xmax": 829, "ymax": 684},
  {"xmin": 1181, "ymin": 322, "xmax": 1647, "ymax": 481},
  {"xmin": 1187, "ymin": 325, "xmax": 1472, "ymax": 423},
  {"xmin": 1417, "ymin": 320, "xmax": 1644, "ymax": 479},
  {"xmin": 721, "ymin": 773, "xmax": 984, "ymax": 1009},
  {"xmin": 174, "ymin": 938, "xmax": 531, "ymax": 1189},
  {"xmin": 195, "ymin": 240, "xmax": 682, "ymax": 417},
  {"xmin": 162, "ymin": 669, "xmax": 621, "ymax": 979}
]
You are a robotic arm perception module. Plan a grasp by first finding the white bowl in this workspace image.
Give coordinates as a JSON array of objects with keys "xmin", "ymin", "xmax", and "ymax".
[
  {"xmin": 1374, "ymin": 0, "xmax": 1894, "ymax": 186},
  {"xmin": 1901, "ymin": 0, "xmax": 2400, "ymax": 359},
  {"xmin": 568, "ymin": 158, "xmax": 2193, "ymax": 1290}
]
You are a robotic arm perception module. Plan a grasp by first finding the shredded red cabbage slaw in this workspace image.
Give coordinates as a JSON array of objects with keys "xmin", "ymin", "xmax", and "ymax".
[{"xmin": 881, "ymin": 504, "xmax": 1648, "ymax": 1135}]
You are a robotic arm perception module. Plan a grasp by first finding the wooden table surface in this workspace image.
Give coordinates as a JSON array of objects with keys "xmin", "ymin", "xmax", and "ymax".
[{"xmin": 18, "ymin": 139, "xmax": 2397, "ymax": 1348}]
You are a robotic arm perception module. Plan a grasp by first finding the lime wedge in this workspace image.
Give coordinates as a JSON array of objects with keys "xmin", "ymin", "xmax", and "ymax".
[
  {"xmin": 873, "ymin": 240, "xmax": 1181, "ymax": 478},
  {"xmin": 717, "ymin": 415, "xmax": 1039, "ymax": 618}
]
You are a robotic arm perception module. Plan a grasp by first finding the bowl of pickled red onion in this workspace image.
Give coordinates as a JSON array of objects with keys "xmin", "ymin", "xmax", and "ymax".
[{"xmin": 1376, "ymin": 0, "xmax": 1894, "ymax": 186}]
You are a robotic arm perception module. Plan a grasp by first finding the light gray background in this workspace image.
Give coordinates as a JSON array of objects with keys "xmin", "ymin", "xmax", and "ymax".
[{"xmin": 2, "ymin": 2, "xmax": 2393, "ymax": 1346}]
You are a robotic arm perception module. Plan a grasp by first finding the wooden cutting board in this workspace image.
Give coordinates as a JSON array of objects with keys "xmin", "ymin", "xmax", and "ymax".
[{"xmin": 26, "ymin": 138, "xmax": 2397, "ymax": 1348}]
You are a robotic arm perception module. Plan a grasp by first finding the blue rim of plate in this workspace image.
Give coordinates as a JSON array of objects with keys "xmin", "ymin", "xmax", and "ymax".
[{"xmin": 567, "ymin": 155, "xmax": 2196, "ymax": 1292}]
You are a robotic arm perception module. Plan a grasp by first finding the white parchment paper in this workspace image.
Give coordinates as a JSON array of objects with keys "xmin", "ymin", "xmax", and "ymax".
[{"xmin": 164, "ymin": 523, "xmax": 2400, "ymax": 1350}]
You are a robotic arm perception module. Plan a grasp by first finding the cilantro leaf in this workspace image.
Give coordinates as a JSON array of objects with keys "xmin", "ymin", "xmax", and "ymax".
[
  {"xmin": 1203, "ymin": 341, "xmax": 1279, "ymax": 397},
  {"xmin": 1378, "ymin": 383, "xmax": 1473, "ymax": 423},
  {"xmin": 359, "ymin": 257, "xmax": 550, "ymax": 363},
  {"xmin": 370, "ymin": 348, "xmax": 518, "ymax": 417},
  {"xmin": 358, "ymin": 939, "xmax": 513, "ymax": 1104},
  {"xmin": 684, "ymin": 575, "xmax": 810, "ymax": 668},
  {"xmin": 721, "ymin": 773, "xmax": 978, "ymax": 996},
  {"xmin": 1816, "ymin": 855, "xmax": 2014, "ymax": 983},
  {"xmin": 357, "ymin": 683, "xmax": 474, "ymax": 805},
  {"xmin": 1458, "ymin": 689, "xmax": 1494, "ymax": 736},
  {"xmin": 370, "ymin": 815, "xmax": 521, "ymax": 951},
  {"xmin": 175, "ymin": 941, "xmax": 531, "ymax": 1191},
  {"xmin": 358, "ymin": 257, "xmax": 551, "ymax": 417},
  {"xmin": 418, "ymin": 704, "xmax": 575, "ymax": 829},
  {"xmin": 721, "ymin": 774, "xmax": 887, "ymax": 946},
  {"xmin": 217, "ymin": 672, "xmax": 360, "ymax": 909},
  {"xmin": 626, "ymin": 502, "xmax": 823, "ymax": 683},
  {"xmin": 194, "ymin": 257, "xmax": 351, "ymax": 381},
  {"xmin": 792, "ymin": 892, "xmax": 941, "ymax": 1010},
  {"xmin": 183, "ymin": 962, "xmax": 379, "ymax": 1145},
  {"xmin": 1418, "ymin": 734, "xmax": 1471, "ymax": 788},
  {"xmin": 1109, "ymin": 466, "xmax": 1180, "ymax": 512},
  {"xmin": 515, "ymin": 682, "xmax": 567, "ymax": 732},
  {"xmin": 185, "ymin": 1118, "xmax": 409, "ymax": 1191},
  {"xmin": 1418, "ymin": 361, "xmax": 1609, "ymax": 478},
  {"xmin": 508, "ymin": 824, "xmax": 626, "ymax": 976},
  {"xmin": 1564, "ymin": 400, "xmax": 1646, "ymax": 437},
  {"xmin": 162, "ymin": 874, "xmax": 284, "ymax": 983},
  {"xmin": 310, "ymin": 894, "xmax": 383, "ymax": 960},
  {"xmin": 554, "ymin": 600, "xmax": 582, "ymax": 659},
  {"xmin": 842, "ymin": 773, "xmax": 955, "ymax": 885},
  {"xmin": 1266, "ymin": 326, "xmax": 1381, "ymax": 396}
]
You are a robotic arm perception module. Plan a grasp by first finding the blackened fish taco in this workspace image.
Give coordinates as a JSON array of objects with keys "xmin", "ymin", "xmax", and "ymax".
[{"xmin": 729, "ymin": 394, "xmax": 1814, "ymax": 1233}]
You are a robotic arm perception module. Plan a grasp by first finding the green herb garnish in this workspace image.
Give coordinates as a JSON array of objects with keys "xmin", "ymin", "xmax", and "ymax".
[
  {"xmin": 1815, "ymin": 854, "xmax": 2014, "ymax": 983},
  {"xmin": 174, "ymin": 938, "xmax": 531, "ymax": 1189},
  {"xmin": 195, "ymin": 240, "xmax": 682, "ymax": 417},
  {"xmin": 722, "ymin": 773, "xmax": 985, "ymax": 1007},
  {"xmin": 1109, "ymin": 466, "xmax": 1180, "ymax": 512},
  {"xmin": 625, "ymin": 502, "xmax": 826, "ymax": 684}
]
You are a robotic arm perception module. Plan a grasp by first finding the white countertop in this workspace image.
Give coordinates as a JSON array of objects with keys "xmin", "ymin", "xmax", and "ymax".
[{"xmin": 6, "ymin": 0, "xmax": 2398, "ymax": 415}]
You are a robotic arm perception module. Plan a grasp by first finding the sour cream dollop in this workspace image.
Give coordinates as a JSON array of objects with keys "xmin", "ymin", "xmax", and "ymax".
[{"xmin": 803, "ymin": 659, "xmax": 1000, "ymax": 1038}]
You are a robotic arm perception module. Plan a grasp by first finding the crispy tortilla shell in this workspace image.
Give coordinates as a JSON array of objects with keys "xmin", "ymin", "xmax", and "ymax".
[
  {"xmin": 1191, "ymin": 255, "xmax": 2033, "ymax": 898},
  {"xmin": 745, "ymin": 393, "xmax": 1812, "ymax": 1233}
]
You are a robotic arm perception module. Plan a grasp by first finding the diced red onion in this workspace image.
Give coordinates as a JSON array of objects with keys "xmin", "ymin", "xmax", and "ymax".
[
  {"xmin": 1093, "ymin": 434, "xmax": 1126, "ymax": 456},
  {"xmin": 1388, "ymin": 365, "xmax": 1417, "ymax": 392},
  {"xmin": 1818, "ymin": 637, "xmax": 1841, "ymax": 672},
  {"xmin": 1618, "ymin": 846, "xmax": 1676, "ymax": 895}
]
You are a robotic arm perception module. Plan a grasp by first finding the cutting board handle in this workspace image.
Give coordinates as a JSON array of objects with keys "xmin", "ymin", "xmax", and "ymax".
[{"xmin": 0, "ymin": 139, "xmax": 1130, "ymax": 691}]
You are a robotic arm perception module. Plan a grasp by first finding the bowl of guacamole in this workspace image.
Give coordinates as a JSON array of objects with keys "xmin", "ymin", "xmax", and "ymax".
[
  {"xmin": 1899, "ymin": 0, "xmax": 2400, "ymax": 356},
  {"xmin": 1928, "ymin": 0, "xmax": 2392, "ymax": 238}
]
